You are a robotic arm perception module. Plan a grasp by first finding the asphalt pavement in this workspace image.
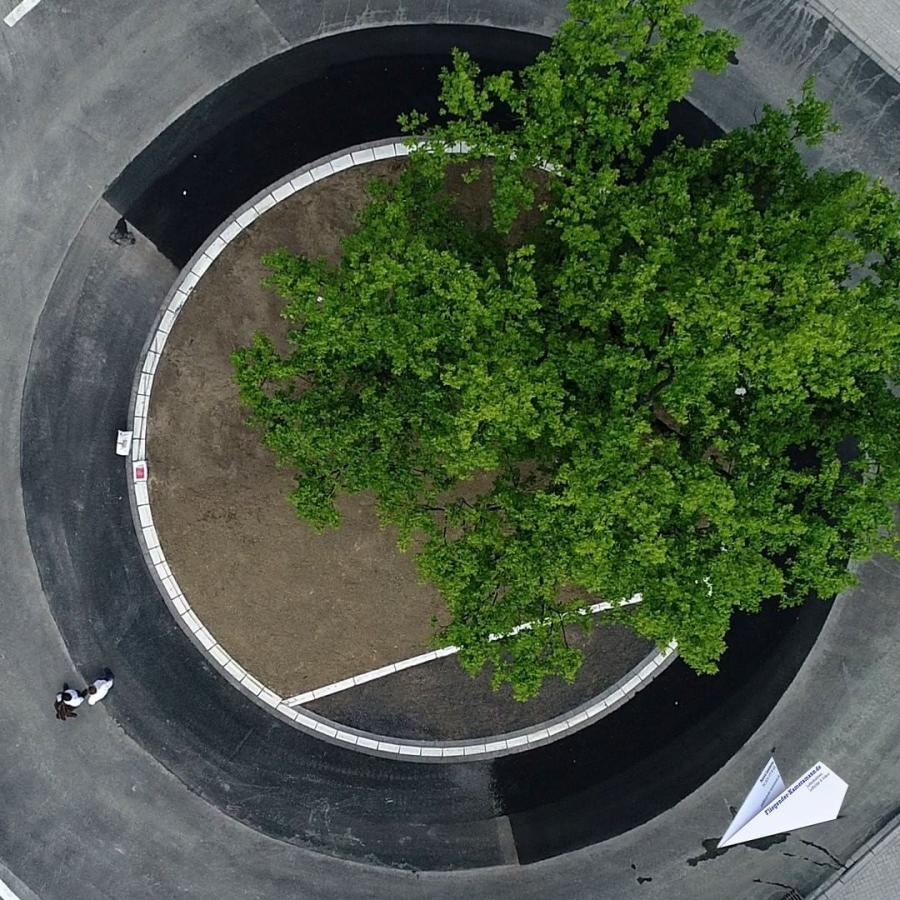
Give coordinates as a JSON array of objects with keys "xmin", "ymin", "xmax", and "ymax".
[{"xmin": 2, "ymin": 1, "xmax": 899, "ymax": 899}]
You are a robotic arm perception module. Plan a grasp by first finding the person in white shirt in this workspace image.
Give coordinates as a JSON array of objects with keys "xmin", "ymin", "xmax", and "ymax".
[
  {"xmin": 86, "ymin": 668, "xmax": 114, "ymax": 706},
  {"xmin": 57, "ymin": 685, "xmax": 84, "ymax": 707},
  {"xmin": 54, "ymin": 683, "xmax": 84, "ymax": 721}
]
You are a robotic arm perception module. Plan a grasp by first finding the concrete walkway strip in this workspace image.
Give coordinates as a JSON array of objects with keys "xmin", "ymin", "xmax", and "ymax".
[
  {"xmin": 284, "ymin": 594, "xmax": 646, "ymax": 707},
  {"xmin": 0, "ymin": 878, "xmax": 23, "ymax": 900},
  {"xmin": 3, "ymin": 0, "xmax": 41, "ymax": 27}
]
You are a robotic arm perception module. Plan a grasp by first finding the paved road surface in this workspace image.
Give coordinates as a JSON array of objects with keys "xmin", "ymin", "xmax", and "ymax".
[
  {"xmin": 811, "ymin": 0, "xmax": 900, "ymax": 77},
  {"xmin": 1, "ymin": 1, "xmax": 899, "ymax": 898},
  {"xmin": 811, "ymin": 812, "xmax": 900, "ymax": 899}
]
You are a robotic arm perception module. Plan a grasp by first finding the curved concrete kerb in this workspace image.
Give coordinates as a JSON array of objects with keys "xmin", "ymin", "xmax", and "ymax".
[{"xmin": 127, "ymin": 137, "xmax": 679, "ymax": 761}]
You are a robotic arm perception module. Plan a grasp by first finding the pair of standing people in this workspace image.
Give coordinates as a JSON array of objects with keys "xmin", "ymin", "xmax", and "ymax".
[{"xmin": 54, "ymin": 668, "xmax": 114, "ymax": 721}]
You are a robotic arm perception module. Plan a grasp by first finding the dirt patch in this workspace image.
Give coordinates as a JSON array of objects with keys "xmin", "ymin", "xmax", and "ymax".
[
  {"xmin": 149, "ymin": 157, "xmax": 652, "ymax": 715},
  {"xmin": 150, "ymin": 160, "xmax": 454, "ymax": 696}
]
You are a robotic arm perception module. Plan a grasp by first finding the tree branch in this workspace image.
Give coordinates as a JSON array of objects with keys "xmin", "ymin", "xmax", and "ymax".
[{"xmin": 640, "ymin": 363, "xmax": 675, "ymax": 405}]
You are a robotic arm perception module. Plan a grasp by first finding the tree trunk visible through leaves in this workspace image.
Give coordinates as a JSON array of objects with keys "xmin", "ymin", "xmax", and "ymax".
[{"xmin": 234, "ymin": 0, "xmax": 900, "ymax": 700}]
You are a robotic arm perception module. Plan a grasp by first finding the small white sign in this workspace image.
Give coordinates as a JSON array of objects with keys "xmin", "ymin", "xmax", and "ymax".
[
  {"xmin": 132, "ymin": 460, "xmax": 148, "ymax": 483},
  {"xmin": 719, "ymin": 759, "xmax": 847, "ymax": 848},
  {"xmin": 116, "ymin": 430, "xmax": 133, "ymax": 456}
]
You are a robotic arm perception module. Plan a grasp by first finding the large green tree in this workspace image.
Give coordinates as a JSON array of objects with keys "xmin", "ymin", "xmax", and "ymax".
[{"xmin": 234, "ymin": 0, "xmax": 900, "ymax": 700}]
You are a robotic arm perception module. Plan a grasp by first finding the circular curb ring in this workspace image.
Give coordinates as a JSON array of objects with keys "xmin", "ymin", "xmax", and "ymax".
[{"xmin": 126, "ymin": 136, "xmax": 679, "ymax": 762}]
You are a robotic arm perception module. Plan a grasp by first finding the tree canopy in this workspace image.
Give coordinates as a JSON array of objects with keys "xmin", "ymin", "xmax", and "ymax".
[{"xmin": 234, "ymin": 0, "xmax": 900, "ymax": 700}]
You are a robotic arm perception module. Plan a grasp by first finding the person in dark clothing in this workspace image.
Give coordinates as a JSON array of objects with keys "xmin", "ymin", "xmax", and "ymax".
[{"xmin": 109, "ymin": 217, "xmax": 136, "ymax": 246}]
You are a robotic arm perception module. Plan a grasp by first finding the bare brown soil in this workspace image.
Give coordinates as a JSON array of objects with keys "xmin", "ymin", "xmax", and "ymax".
[
  {"xmin": 149, "ymin": 158, "xmax": 652, "ymax": 713},
  {"xmin": 149, "ymin": 160, "xmax": 454, "ymax": 696}
]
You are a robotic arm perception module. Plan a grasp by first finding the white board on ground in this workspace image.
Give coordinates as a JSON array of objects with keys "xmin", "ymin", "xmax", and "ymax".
[
  {"xmin": 719, "ymin": 760, "xmax": 848, "ymax": 848},
  {"xmin": 116, "ymin": 430, "xmax": 133, "ymax": 456},
  {"xmin": 3, "ymin": 0, "xmax": 42, "ymax": 27}
]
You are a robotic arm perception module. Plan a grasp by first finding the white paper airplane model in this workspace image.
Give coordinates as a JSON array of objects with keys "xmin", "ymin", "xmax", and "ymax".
[{"xmin": 718, "ymin": 757, "xmax": 848, "ymax": 848}]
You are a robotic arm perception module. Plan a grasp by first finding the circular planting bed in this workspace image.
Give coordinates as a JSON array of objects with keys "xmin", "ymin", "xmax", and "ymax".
[{"xmin": 144, "ymin": 146, "xmax": 669, "ymax": 750}]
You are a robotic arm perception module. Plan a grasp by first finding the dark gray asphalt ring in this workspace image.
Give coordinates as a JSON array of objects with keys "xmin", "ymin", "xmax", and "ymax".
[
  {"xmin": 500, "ymin": 600, "xmax": 829, "ymax": 863},
  {"xmin": 20, "ymin": 195, "xmax": 512, "ymax": 873},
  {"xmin": 21, "ymin": 24, "xmax": 831, "ymax": 872},
  {"xmin": 107, "ymin": 26, "xmax": 551, "ymax": 268}
]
